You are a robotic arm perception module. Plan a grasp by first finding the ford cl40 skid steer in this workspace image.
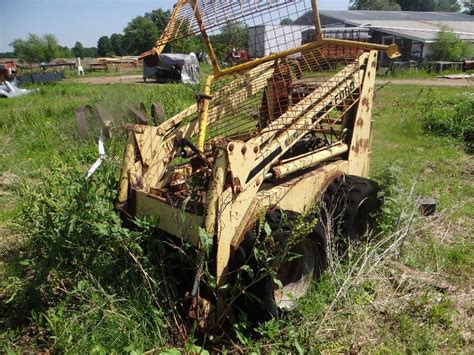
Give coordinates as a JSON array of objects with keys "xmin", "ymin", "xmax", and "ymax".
[{"xmin": 116, "ymin": 0, "xmax": 399, "ymax": 330}]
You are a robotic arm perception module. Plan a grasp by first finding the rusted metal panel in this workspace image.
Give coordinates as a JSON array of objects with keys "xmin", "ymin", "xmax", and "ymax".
[
  {"xmin": 271, "ymin": 143, "xmax": 348, "ymax": 179},
  {"xmin": 135, "ymin": 190, "xmax": 203, "ymax": 246},
  {"xmin": 256, "ymin": 160, "xmax": 348, "ymax": 215},
  {"xmin": 348, "ymin": 50, "xmax": 378, "ymax": 177}
]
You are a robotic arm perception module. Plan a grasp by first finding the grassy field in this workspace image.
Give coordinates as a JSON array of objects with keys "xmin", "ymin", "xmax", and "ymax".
[
  {"xmin": 379, "ymin": 67, "xmax": 473, "ymax": 79},
  {"xmin": 0, "ymin": 78, "xmax": 472, "ymax": 352},
  {"xmin": 63, "ymin": 68, "xmax": 143, "ymax": 79}
]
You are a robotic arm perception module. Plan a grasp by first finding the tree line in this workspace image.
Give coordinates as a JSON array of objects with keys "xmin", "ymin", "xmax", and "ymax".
[
  {"xmin": 350, "ymin": 0, "xmax": 472, "ymax": 12},
  {"xmin": 6, "ymin": 9, "xmax": 172, "ymax": 63},
  {"xmin": 6, "ymin": 2, "xmax": 473, "ymax": 63},
  {"xmin": 7, "ymin": 8, "xmax": 248, "ymax": 63}
]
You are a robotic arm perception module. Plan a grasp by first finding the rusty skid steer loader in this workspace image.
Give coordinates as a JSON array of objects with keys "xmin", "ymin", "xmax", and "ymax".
[{"xmin": 116, "ymin": 0, "xmax": 399, "ymax": 330}]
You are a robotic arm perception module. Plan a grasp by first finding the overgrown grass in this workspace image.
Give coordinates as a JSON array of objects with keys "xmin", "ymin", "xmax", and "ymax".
[
  {"xmin": 1, "ymin": 80, "xmax": 473, "ymax": 352},
  {"xmin": 379, "ymin": 67, "xmax": 473, "ymax": 80},
  {"xmin": 371, "ymin": 85, "xmax": 474, "ymax": 219},
  {"xmin": 419, "ymin": 90, "xmax": 473, "ymax": 153},
  {"xmin": 0, "ymin": 161, "xmax": 178, "ymax": 352},
  {"xmin": 63, "ymin": 68, "xmax": 143, "ymax": 79},
  {"xmin": 0, "ymin": 81, "xmax": 199, "ymax": 223}
]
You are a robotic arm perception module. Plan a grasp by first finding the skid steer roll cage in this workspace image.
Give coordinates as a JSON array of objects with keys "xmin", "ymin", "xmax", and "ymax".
[
  {"xmin": 142, "ymin": 0, "xmax": 398, "ymax": 149},
  {"xmin": 119, "ymin": 0, "xmax": 400, "ymax": 323}
]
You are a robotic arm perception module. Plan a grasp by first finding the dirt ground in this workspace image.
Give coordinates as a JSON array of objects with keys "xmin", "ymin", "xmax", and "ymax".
[{"xmin": 69, "ymin": 75, "xmax": 473, "ymax": 87}]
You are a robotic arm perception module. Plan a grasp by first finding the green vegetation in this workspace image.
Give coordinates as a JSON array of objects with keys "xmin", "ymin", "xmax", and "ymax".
[
  {"xmin": 431, "ymin": 26, "xmax": 474, "ymax": 61},
  {"xmin": 7, "ymin": 5, "xmax": 249, "ymax": 61},
  {"xmin": 0, "ymin": 80, "xmax": 472, "ymax": 352},
  {"xmin": 211, "ymin": 21, "xmax": 250, "ymax": 58},
  {"xmin": 465, "ymin": 0, "xmax": 474, "ymax": 14},
  {"xmin": 122, "ymin": 17, "xmax": 159, "ymax": 55},
  {"xmin": 7, "ymin": 163, "xmax": 174, "ymax": 352},
  {"xmin": 97, "ymin": 36, "xmax": 114, "ymax": 57},
  {"xmin": 350, "ymin": 0, "xmax": 461, "ymax": 11},
  {"xmin": 381, "ymin": 68, "xmax": 469, "ymax": 79},
  {"xmin": 72, "ymin": 41, "xmax": 98, "ymax": 59},
  {"xmin": 420, "ymin": 90, "xmax": 473, "ymax": 143},
  {"xmin": 10, "ymin": 34, "xmax": 73, "ymax": 63},
  {"xmin": 349, "ymin": 0, "xmax": 402, "ymax": 11}
]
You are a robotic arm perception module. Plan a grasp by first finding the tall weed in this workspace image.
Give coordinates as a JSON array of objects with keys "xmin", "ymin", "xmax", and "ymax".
[
  {"xmin": 7, "ymin": 161, "xmax": 177, "ymax": 352},
  {"xmin": 421, "ymin": 90, "xmax": 473, "ymax": 143}
]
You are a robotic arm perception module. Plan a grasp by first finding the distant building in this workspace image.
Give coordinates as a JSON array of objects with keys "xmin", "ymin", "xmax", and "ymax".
[
  {"xmin": 248, "ymin": 25, "xmax": 311, "ymax": 58},
  {"xmin": 248, "ymin": 24, "xmax": 370, "ymax": 58},
  {"xmin": 294, "ymin": 10, "xmax": 474, "ymax": 62},
  {"xmin": 247, "ymin": 11, "xmax": 474, "ymax": 61}
]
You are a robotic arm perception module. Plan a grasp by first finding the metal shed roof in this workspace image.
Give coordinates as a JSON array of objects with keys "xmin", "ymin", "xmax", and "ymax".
[
  {"xmin": 317, "ymin": 10, "xmax": 473, "ymax": 23},
  {"xmin": 294, "ymin": 10, "xmax": 474, "ymax": 43}
]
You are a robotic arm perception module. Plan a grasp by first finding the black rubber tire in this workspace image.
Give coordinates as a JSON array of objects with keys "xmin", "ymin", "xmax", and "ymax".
[
  {"xmin": 228, "ymin": 176, "xmax": 378, "ymax": 324},
  {"xmin": 319, "ymin": 175, "xmax": 380, "ymax": 243},
  {"xmin": 230, "ymin": 209, "xmax": 327, "ymax": 323},
  {"xmin": 307, "ymin": 221, "xmax": 328, "ymax": 279}
]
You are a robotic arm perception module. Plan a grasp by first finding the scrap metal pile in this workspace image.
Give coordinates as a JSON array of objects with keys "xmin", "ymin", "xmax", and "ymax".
[{"xmin": 0, "ymin": 80, "xmax": 37, "ymax": 98}]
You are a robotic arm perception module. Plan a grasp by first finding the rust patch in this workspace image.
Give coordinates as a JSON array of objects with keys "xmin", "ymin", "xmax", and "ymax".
[
  {"xmin": 232, "ymin": 177, "xmax": 243, "ymax": 194},
  {"xmin": 362, "ymin": 96, "xmax": 371, "ymax": 113},
  {"xmin": 356, "ymin": 117, "xmax": 364, "ymax": 127},
  {"xmin": 353, "ymin": 138, "xmax": 370, "ymax": 154},
  {"xmin": 169, "ymin": 172, "xmax": 187, "ymax": 193}
]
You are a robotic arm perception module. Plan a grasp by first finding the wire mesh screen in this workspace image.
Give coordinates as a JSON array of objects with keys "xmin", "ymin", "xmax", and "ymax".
[
  {"xmin": 204, "ymin": 44, "xmax": 366, "ymax": 147},
  {"xmin": 160, "ymin": 0, "xmax": 315, "ymax": 60}
]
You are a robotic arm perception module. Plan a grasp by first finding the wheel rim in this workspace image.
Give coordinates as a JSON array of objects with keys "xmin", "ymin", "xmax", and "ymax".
[{"xmin": 273, "ymin": 239, "xmax": 316, "ymax": 310}]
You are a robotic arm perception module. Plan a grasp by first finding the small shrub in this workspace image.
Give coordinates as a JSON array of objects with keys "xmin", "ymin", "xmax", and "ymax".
[
  {"xmin": 430, "ymin": 26, "xmax": 474, "ymax": 61},
  {"xmin": 374, "ymin": 164, "xmax": 415, "ymax": 234},
  {"xmin": 421, "ymin": 90, "xmax": 474, "ymax": 145}
]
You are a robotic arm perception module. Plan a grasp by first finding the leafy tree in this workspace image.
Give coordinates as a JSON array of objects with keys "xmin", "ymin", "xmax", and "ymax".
[
  {"xmin": 171, "ymin": 36, "xmax": 202, "ymax": 54},
  {"xmin": 395, "ymin": 0, "xmax": 438, "ymax": 11},
  {"xmin": 351, "ymin": 0, "xmax": 461, "ymax": 11},
  {"xmin": 463, "ymin": 0, "xmax": 474, "ymax": 14},
  {"xmin": 349, "ymin": 0, "xmax": 401, "ymax": 10},
  {"xmin": 215, "ymin": 22, "xmax": 249, "ymax": 49},
  {"xmin": 72, "ymin": 41, "xmax": 84, "ymax": 58},
  {"xmin": 10, "ymin": 33, "xmax": 63, "ymax": 63},
  {"xmin": 123, "ymin": 16, "xmax": 159, "ymax": 55},
  {"xmin": 58, "ymin": 46, "xmax": 73, "ymax": 58},
  {"xmin": 0, "ymin": 52, "xmax": 15, "ymax": 58},
  {"xmin": 280, "ymin": 18, "xmax": 294, "ymax": 25},
  {"xmin": 431, "ymin": 26, "xmax": 474, "ymax": 60},
  {"xmin": 145, "ymin": 9, "xmax": 171, "ymax": 31},
  {"xmin": 398, "ymin": 0, "xmax": 460, "ymax": 11},
  {"xmin": 97, "ymin": 36, "xmax": 113, "ymax": 57},
  {"xmin": 110, "ymin": 33, "xmax": 126, "ymax": 56},
  {"xmin": 211, "ymin": 21, "xmax": 249, "ymax": 58},
  {"xmin": 436, "ymin": 0, "xmax": 462, "ymax": 11},
  {"xmin": 83, "ymin": 47, "xmax": 98, "ymax": 58}
]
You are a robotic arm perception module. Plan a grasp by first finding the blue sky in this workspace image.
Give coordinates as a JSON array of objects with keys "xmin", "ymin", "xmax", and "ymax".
[{"xmin": 1, "ymin": 0, "xmax": 350, "ymax": 52}]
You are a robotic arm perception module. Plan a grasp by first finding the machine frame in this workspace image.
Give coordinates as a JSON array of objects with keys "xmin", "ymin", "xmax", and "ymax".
[{"xmin": 118, "ymin": 0, "xmax": 400, "ymax": 326}]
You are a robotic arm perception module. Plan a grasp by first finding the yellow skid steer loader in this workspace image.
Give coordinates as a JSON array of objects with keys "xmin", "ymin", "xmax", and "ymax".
[{"xmin": 116, "ymin": 0, "xmax": 399, "ymax": 330}]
